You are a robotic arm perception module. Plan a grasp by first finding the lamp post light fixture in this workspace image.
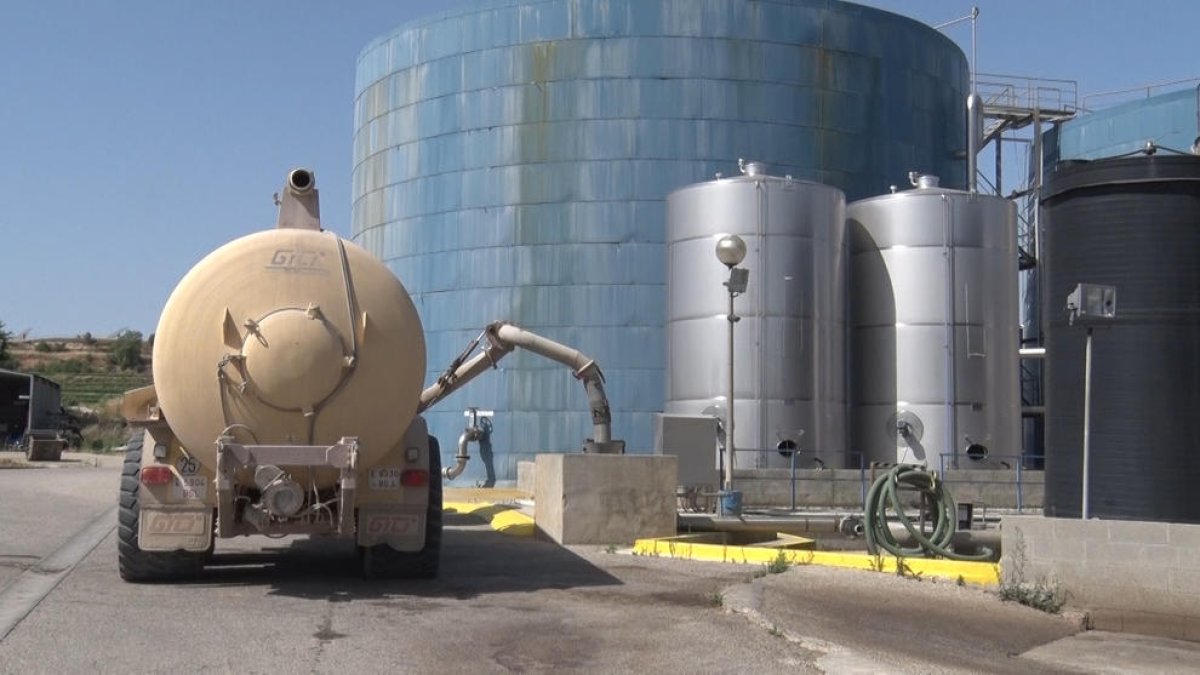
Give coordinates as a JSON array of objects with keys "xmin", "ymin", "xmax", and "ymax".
[
  {"xmin": 1065, "ymin": 282, "xmax": 1117, "ymax": 520},
  {"xmin": 715, "ymin": 234, "xmax": 749, "ymax": 517}
]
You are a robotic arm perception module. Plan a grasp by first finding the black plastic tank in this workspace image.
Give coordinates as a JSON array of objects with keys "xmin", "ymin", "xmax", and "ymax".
[{"xmin": 1042, "ymin": 154, "xmax": 1200, "ymax": 522}]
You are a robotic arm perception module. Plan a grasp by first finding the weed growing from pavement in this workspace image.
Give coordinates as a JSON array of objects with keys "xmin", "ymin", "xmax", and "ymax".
[
  {"xmin": 998, "ymin": 580, "xmax": 1066, "ymax": 613},
  {"xmin": 708, "ymin": 592, "xmax": 724, "ymax": 607},
  {"xmin": 894, "ymin": 557, "xmax": 923, "ymax": 581},
  {"xmin": 604, "ymin": 544, "xmax": 617, "ymax": 554},
  {"xmin": 768, "ymin": 625, "xmax": 784, "ymax": 638},
  {"xmin": 998, "ymin": 529, "xmax": 1067, "ymax": 614},
  {"xmin": 766, "ymin": 550, "xmax": 790, "ymax": 575}
]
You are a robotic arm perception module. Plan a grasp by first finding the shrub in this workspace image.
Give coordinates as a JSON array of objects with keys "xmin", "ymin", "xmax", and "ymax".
[{"xmin": 109, "ymin": 330, "xmax": 144, "ymax": 371}]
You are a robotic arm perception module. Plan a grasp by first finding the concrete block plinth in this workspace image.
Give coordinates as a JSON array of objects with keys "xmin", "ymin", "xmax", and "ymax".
[
  {"xmin": 516, "ymin": 461, "xmax": 536, "ymax": 496},
  {"xmin": 534, "ymin": 453, "xmax": 678, "ymax": 545}
]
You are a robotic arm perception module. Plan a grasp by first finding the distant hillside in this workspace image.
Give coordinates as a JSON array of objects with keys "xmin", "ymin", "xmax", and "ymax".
[{"xmin": 9, "ymin": 336, "xmax": 152, "ymax": 408}]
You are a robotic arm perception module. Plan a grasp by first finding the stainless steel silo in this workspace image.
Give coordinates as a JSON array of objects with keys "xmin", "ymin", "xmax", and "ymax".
[
  {"xmin": 666, "ymin": 164, "xmax": 847, "ymax": 470},
  {"xmin": 849, "ymin": 177, "xmax": 1019, "ymax": 467}
]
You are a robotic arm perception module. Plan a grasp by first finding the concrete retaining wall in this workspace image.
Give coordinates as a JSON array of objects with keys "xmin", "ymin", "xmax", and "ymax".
[
  {"xmin": 1001, "ymin": 515, "xmax": 1200, "ymax": 640},
  {"xmin": 735, "ymin": 469, "xmax": 1044, "ymax": 510}
]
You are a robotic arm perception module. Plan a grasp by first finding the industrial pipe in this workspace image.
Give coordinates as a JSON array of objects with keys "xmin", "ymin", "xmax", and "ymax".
[
  {"xmin": 287, "ymin": 168, "xmax": 315, "ymax": 194},
  {"xmin": 417, "ymin": 322, "xmax": 622, "ymax": 453},
  {"xmin": 967, "ymin": 92, "xmax": 983, "ymax": 192},
  {"xmin": 275, "ymin": 167, "xmax": 321, "ymax": 230},
  {"xmin": 491, "ymin": 323, "xmax": 615, "ymax": 446},
  {"xmin": 443, "ymin": 429, "xmax": 479, "ymax": 480}
]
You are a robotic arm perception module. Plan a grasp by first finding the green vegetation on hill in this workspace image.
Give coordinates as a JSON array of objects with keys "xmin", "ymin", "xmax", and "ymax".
[
  {"xmin": 54, "ymin": 372, "xmax": 154, "ymax": 407},
  {"xmin": 1, "ymin": 327, "xmax": 154, "ymax": 451},
  {"xmin": 7, "ymin": 334, "xmax": 153, "ymax": 408}
]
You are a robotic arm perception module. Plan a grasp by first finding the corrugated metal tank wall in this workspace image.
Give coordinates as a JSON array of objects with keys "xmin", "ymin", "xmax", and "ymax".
[
  {"xmin": 1044, "ymin": 87, "xmax": 1200, "ymax": 164},
  {"xmin": 352, "ymin": 0, "xmax": 968, "ymax": 484}
]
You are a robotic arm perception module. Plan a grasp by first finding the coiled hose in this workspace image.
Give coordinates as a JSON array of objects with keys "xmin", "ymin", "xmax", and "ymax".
[{"xmin": 863, "ymin": 464, "xmax": 994, "ymax": 562}]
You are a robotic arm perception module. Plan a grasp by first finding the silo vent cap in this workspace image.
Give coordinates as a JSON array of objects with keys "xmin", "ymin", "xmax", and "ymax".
[
  {"xmin": 739, "ymin": 159, "xmax": 770, "ymax": 177},
  {"xmin": 908, "ymin": 172, "xmax": 940, "ymax": 189}
]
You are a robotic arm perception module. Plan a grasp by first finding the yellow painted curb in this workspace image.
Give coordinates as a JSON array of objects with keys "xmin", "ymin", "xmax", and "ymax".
[
  {"xmin": 632, "ymin": 536, "xmax": 1000, "ymax": 586},
  {"xmin": 444, "ymin": 501, "xmax": 535, "ymax": 537}
]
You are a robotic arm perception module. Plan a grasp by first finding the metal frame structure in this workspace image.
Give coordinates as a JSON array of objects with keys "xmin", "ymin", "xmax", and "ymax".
[
  {"xmin": 214, "ymin": 437, "xmax": 359, "ymax": 537},
  {"xmin": 967, "ymin": 73, "xmax": 1078, "ymax": 462}
]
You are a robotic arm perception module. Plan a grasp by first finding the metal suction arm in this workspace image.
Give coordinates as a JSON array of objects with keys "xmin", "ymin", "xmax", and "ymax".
[{"xmin": 417, "ymin": 321, "xmax": 624, "ymax": 454}]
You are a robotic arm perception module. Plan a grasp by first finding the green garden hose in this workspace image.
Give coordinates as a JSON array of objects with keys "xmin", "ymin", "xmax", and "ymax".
[{"xmin": 863, "ymin": 464, "xmax": 994, "ymax": 562}]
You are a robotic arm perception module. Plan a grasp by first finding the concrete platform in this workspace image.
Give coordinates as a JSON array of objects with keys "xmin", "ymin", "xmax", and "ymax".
[{"xmin": 534, "ymin": 453, "xmax": 677, "ymax": 545}]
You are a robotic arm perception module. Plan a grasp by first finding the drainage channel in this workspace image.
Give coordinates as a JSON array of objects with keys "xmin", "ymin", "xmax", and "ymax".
[{"xmin": 0, "ymin": 505, "xmax": 117, "ymax": 640}]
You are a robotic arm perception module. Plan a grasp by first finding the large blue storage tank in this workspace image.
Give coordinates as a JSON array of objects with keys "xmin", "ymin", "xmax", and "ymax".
[
  {"xmin": 1044, "ymin": 86, "xmax": 1199, "ymax": 163},
  {"xmin": 352, "ymin": 0, "xmax": 968, "ymax": 484}
]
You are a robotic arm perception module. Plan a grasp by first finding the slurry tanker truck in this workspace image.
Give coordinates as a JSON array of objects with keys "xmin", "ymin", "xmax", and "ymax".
[{"xmin": 119, "ymin": 169, "xmax": 621, "ymax": 581}]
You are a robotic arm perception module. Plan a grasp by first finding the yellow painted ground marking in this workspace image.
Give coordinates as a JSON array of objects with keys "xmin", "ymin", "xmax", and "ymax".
[
  {"xmin": 632, "ymin": 536, "xmax": 1000, "ymax": 586},
  {"xmin": 444, "ymin": 501, "xmax": 534, "ymax": 537}
]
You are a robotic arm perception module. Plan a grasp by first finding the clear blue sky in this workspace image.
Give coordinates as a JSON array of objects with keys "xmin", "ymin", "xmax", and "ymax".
[{"xmin": 2, "ymin": 1, "xmax": 1196, "ymax": 339}]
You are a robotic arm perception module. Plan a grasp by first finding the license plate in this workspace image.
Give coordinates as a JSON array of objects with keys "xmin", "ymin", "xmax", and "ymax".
[
  {"xmin": 369, "ymin": 467, "xmax": 402, "ymax": 490},
  {"xmin": 172, "ymin": 476, "xmax": 208, "ymax": 501}
]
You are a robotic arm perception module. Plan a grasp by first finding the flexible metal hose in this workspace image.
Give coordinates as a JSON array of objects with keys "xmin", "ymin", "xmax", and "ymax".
[{"xmin": 864, "ymin": 464, "xmax": 994, "ymax": 562}]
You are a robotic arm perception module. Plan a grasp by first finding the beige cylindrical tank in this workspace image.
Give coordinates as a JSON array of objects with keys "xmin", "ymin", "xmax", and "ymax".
[{"xmin": 152, "ymin": 227, "xmax": 425, "ymax": 474}]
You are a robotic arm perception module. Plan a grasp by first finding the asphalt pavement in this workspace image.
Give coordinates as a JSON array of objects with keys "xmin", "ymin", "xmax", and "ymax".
[{"xmin": 2, "ymin": 452, "xmax": 1199, "ymax": 674}]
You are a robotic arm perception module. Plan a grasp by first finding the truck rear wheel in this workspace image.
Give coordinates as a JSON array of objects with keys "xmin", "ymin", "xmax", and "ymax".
[
  {"xmin": 117, "ymin": 434, "xmax": 208, "ymax": 582},
  {"xmin": 361, "ymin": 435, "xmax": 443, "ymax": 579}
]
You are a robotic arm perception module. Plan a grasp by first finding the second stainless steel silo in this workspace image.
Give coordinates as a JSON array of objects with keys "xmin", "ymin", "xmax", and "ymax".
[
  {"xmin": 666, "ymin": 165, "xmax": 847, "ymax": 470},
  {"xmin": 849, "ymin": 177, "xmax": 1019, "ymax": 467}
]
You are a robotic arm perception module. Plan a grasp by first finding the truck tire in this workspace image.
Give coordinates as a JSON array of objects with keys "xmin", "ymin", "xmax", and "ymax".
[
  {"xmin": 361, "ymin": 435, "xmax": 443, "ymax": 579},
  {"xmin": 117, "ymin": 434, "xmax": 207, "ymax": 582}
]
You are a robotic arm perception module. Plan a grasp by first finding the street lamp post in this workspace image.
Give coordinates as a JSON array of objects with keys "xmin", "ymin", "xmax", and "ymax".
[
  {"xmin": 715, "ymin": 234, "xmax": 749, "ymax": 517},
  {"xmin": 1065, "ymin": 283, "xmax": 1117, "ymax": 520}
]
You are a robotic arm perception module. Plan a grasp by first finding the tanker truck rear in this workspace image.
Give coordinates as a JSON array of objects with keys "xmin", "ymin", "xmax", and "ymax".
[
  {"xmin": 120, "ymin": 169, "xmax": 624, "ymax": 582},
  {"xmin": 119, "ymin": 169, "xmax": 439, "ymax": 581}
]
